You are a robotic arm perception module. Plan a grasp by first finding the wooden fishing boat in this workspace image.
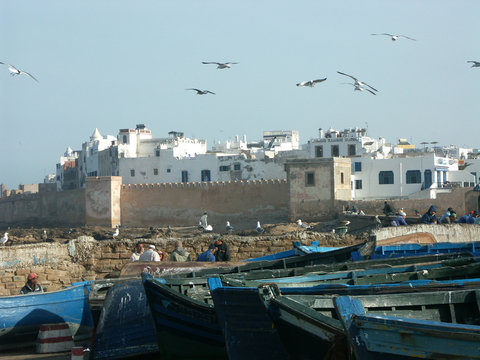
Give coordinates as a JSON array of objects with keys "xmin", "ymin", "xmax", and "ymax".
[
  {"xmin": 336, "ymin": 294, "xmax": 480, "ymax": 359},
  {"xmin": 0, "ymin": 283, "xmax": 94, "ymax": 351},
  {"xmin": 142, "ymin": 273, "xmax": 228, "ymax": 359},
  {"xmin": 211, "ymin": 278, "xmax": 480, "ymax": 360},
  {"xmin": 92, "ymin": 279, "xmax": 158, "ymax": 359},
  {"xmin": 258, "ymin": 284, "xmax": 480, "ymax": 360},
  {"xmin": 223, "ymin": 258, "xmax": 480, "ymax": 287}
]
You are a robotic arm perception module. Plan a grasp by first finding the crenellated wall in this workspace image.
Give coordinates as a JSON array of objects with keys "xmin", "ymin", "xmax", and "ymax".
[{"xmin": 120, "ymin": 179, "xmax": 289, "ymax": 229}]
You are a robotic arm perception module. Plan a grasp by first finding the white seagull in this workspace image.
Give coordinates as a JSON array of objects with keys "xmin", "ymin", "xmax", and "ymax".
[
  {"xmin": 186, "ymin": 88, "xmax": 216, "ymax": 95},
  {"xmin": 371, "ymin": 33, "xmax": 416, "ymax": 41},
  {"xmin": 296, "ymin": 219, "xmax": 312, "ymax": 230},
  {"xmin": 296, "ymin": 78, "xmax": 327, "ymax": 87},
  {"xmin": 0, "ymin": 62, "xmax": 38, "ymax": 82},
  {"xmin": 225, "ymin": 221, "xmax": 234, "ymax": 232},
  {"xmin": 202, "ymin": 62, "xmax": 238, "ymax": 69},
  {"xmin": 1, "ymin": 232, "xmax": 8, "ymax": 245},
  {"xmin": 467, "ymin": 61, "xmax": 480, "ymax": 68},
  {"xmin": 256, "ymin": 221, "xmax": 264, "ymax": 233},
  {"xmin": 341, "ymin": 82, "xmax": 376, "ymax": 95},
  {"xmin": 337, "ymin": 71, "xmax": 378, "ymax": 92},
  {"xmin": 112, "ymin": 226, "xmax": 119, "ymax": 239}
]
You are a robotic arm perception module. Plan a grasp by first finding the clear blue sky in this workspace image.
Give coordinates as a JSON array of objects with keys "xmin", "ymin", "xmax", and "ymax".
[{"xmin": 1, "ymin": 1, "xmax": 479, "ymax": 188}]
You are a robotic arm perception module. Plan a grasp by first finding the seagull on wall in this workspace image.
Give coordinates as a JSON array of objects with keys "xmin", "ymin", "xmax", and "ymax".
[
  {"xmin": 296, "ymin": 78, "xmax": 327, "ymax": 87},
  {"xmin": 225, "ymin": 221, "xmax": 234, "ymax": 233},
  {"xmin": 297, "ymin": 219, "xmax": 312, "ymax": 230},
  {"xmin": 341, "ymin": 82, "xmax": 377, "ymax": 95},
  {"xmin": 1, "ymin": 233, "xmax": 8, "ymax": 245},
  {"xmin": 202, "ymin": 62, "xmax": 238, "ymax": 69},
  {"xmin": 256, "ymin": 221, "xmax": 264, "ymax": 233},
  {"xmin": 371, "ymin": 33, "xmax": 416, "ymax": 41},
  {"xmin": 186, "ymin": 88, "xmax": 216, "ymax": 95},
  {"xmin": 0, "ymin": 62, "xmax": 38, "ymax": 82},
  {"xmin": 337, "ymin": 71, "xmax": 378, "ymax": 93},
  {"xmin": 467, "ymin": 61, "xmax": 480, "ymax": 68},
  {"xmin": 112, "ymin": 226, "xmax": 119, "ymax": 239}
]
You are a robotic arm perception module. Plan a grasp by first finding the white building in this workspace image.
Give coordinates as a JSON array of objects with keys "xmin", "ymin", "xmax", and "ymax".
[
  {"xmin": 351, "ymin": 153, "xmax": 476, "ymax": 200},
  {"xmin": 304, "ymin": 127, "xmax": 384, "ymax": 159},
  {"xmin": 55, "ymin": 146, "xmax": 80, "ymax": 190}
]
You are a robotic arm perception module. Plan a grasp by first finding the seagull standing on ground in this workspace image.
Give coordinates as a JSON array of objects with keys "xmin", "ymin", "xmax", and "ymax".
[
  {"xmin": 371, "ymin": 33, "xmax": 416, "ymax": 41},
  {"xmin": 112, "ymin": 226, "xmax": 119, "ymax": 239},
  {"xmin": 202, "ymin": 62, "xmax": 238, "ymax": 69},
  {"xmin": 256, "ymin": 221, "xmax": 264, "ymax": 233},
  {"xmin": 296, "ymin": 78, "xmax": 327, "ymax": 87},
  {"xmin": 186, "ymin": 88, "xmax": 216, "ymax": 95},
  {"xmin": 337, "ymin": 71, "xmax": 378, "ymax": 93},
  {"xmin": 467, "ymin": 61, "xmax": 480, "ymax": 68},
  {"xmin": 1, "ymin": 233, "xmax": 8, "ymax": 245},
  {"xmin": 297, "ymin": 219, "xmax": 312, "ymax": 230},
  {"xmin": 0, "ymin": 62, "xmax": 38, "ymax": 82},
  {"xmin": 225, "ymin": 221, "xmax": 234, "ymax": 233}
]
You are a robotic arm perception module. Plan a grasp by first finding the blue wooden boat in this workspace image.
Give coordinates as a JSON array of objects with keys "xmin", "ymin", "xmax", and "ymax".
[
  {"xmin": 354, "ymin": 241, "xmax": 480, "ymax": 260},
  {"xmin": 142, "ymin": 273, "xmax": 228, "ymax": 359},
  {"xmin": 245, "ymin": 240, "xmax": 340, "ymax": 261},
  {"xmin": 0, "ymin": 283, "xmax": 94, "ymax": 351},
  {"xmin": 211, "ymin": 279, "xmax": 480, "ymax": 360},
  {"xmin": 336, "ymin": 294, "xmax": 480, "ymax": 359},
  {"xmin": 92, "ymin": 279, "xmax": 158, "ymax": 359},
  {"xmin": 257, "ymin": 284, "xmax": 480, "ymax": 360}
]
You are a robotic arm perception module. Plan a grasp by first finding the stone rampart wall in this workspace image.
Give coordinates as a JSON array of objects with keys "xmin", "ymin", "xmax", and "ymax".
[
  {"xmin": 121, "ymin": 179, "xmax": 289, "ymax": 229},
  {"xmin": 0, "ymin": 189, "xmax": 85, "ymax": 228}
]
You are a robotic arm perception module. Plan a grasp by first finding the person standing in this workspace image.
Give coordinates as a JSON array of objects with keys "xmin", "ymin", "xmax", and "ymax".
[
  {"xmin": 129, "ymin": 243, "xmax": 144, "ymax": 262},
  {"xmin": 170, "ymin": 241, "xmax": 191, "ymax": 262},
  {"xmin": 196, "ymin": 244, "xmax": 216, "ymax": 262},
  {"xmin": 139, "ymin": 244, "xmax": 161, "ymax": 262},
  {"xmin": 20, "ymin": 273, "xmax": 44, "ymax": 294},
  {"xmin": 213, "ymin": 238, "xmax": 231, "ymax": 261},
  {"xmin": 383, "ymin": 201, "xmax": 395, "ymax": 216}
]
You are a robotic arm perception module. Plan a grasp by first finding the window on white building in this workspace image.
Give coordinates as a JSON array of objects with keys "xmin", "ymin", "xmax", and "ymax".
[
  {"xmin": 166, "ymin": 168, "xmax": 171, "ymax": 173},
  {"xmin": 406, "ymin": 170, "xmax": 421, "ymax": 184},
  {"xmin": 219, "ymin": 165, "xmax": 230, "ymax": 172},
  {"xmin": 315, "ymin": 145, "xmax": 323, "ymax": 158},
  {"xmin": 340, "ymin": 172, "xmax": 344, "ymax": 184},
  {"xmin": 130, "ymin": 169, "xmax": 135, "ymax": 177},
  {"xmin": 348, "ymin": 144, "xmax": 356, "ymax": 156},
  {"xmin": 153, "ymin": 168, "xmax": 158, "ymax": 175},
  {"xmin": 305, "ymin": 172, "xmax": 315, "ymax": 186},
  {"xmin": 354, "ymin": 162, "xmax": 362, "ymax": 172},
  {"xmin": 123, "ymin": 135, "xmax": 127, "ymax": 143},
  {"xmin": 181, "ymin": 170, "xmax": 188, "ymax": 182},
  {"xmin": 201, "ymin": 170, "xmax": 211, "ymax": 181},
  {"xmin": 155, "ymin": 149, "xmax": 160, "ymax": 157},
  {"xmin": 379, "ymin": 171, "xmax": 394, "ymax": 184},
  {"xmin": 331, "ymin": 145, "xmax": 339, "ymax": 157},
  {"xmin": 233, "ymin": 163, "xmax": 241, "ymax": 171},
  {"xmin": 355, "ymin": 179, "xmax": 362, "ymax": 189}
]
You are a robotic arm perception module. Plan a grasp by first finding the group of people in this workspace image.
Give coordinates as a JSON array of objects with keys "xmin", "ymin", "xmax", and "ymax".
[
  {"xmin": 422, "ymin": 206, "xmax": 480, "ymax": 225},
  {"xmin": 129, "ymin": 241, "xmax": 191, "ymax": 262},
  {"xmin": 129, "ymin": 237, "xmax": 232, "ymax": 263}
]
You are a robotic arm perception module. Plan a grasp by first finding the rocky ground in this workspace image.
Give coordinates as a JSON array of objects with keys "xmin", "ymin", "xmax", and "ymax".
[{"xmin": 0, "ymin": 217, "xmax": 371, "ymax": 246}]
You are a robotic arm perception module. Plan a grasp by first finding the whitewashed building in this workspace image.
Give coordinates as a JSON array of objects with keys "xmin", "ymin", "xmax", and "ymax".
[{"xmin": 55, "ymin": 146, "xmax": 81, "ymax": 190}]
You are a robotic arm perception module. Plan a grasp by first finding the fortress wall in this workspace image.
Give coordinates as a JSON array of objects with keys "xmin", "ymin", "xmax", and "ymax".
[{"xmin": 120, "ymin": 179, "xmax": 289, "ymax": 229}]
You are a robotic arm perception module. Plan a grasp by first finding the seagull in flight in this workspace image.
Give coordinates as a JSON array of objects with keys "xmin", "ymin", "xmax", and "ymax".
[
  {"xmin": 296, "ymin": 78, "xmax": 327, "ymax": 87},
  {"xmin": 186, "ymin": 88, "xmax": 216, "ymax": 95},
  {"xmin": 337, "ymin": 71, "xmax": 378, "ymax": 92},
  {"xmin": 341, "ymin": 82, "xmax": 376, "ymax": 95},
  {"xmin": 467, "ymin": 61, "xmax": 480, "ymax": 68},
  {"xmin": 0, "ymin": 62, "xmax": 38, "ymax": 82},
  {"xmin": 371, "ymin": 33, "xmax": 416, "ymax": 41},
  {"xmin": 202, "ymin": 62, "xmax": 238, "ymax": 69}
]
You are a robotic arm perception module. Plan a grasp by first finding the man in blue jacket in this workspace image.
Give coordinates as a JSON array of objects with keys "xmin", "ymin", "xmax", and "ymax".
[
  {"xmin": 421, "ymin": 206, "xmax": 438, "ymax": 224},
  {"xmin": 196, "ymin": 244, "xmax": 216, "ymax": 262}
]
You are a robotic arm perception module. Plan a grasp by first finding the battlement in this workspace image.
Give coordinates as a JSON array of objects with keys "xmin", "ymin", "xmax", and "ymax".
[{"xmin": 121, "ymin": 179, "xmax": 287, "ymax": 190}]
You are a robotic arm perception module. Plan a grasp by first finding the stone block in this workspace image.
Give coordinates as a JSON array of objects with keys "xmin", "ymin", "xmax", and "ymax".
[
  {"xmin": 9, "ymin": 289, "xmax": 19, "ymax": 296},
  {"xmin": 1, "ymin": 276, "xmax": 13, "ymax": 283},
  {"xmin": 15, "ymin": 269, "xmax": 30, "ymax": 276},
  {"xmin": 0, "ymin": 288, "xmax": 10, "ymax": 296},
  {"xmin": 5, "ymin": 282, "xmax": 16, "ymax": 289},
  {"xmin": 13, "ymin": 276, "xmax": 24, "ymax": 282},
  {"xmin": 101, "ymin": 253, "xmax": 120, "ymax": 259}
]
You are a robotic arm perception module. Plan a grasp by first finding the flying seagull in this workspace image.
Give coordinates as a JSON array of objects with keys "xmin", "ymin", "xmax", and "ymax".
[
  {"xmin": 371, "ymin": 33, "xmax": 416, "ymax": 41},
  {"xmin": 341, "ymin": 82, "xmax": 376, "ymax": 95},
  {"xmin": 202, "ymin": 62, "xmax": 238, "ymax": 69},
  {"xmin": 337, "ymin": 71, "xmax": 378, "ymax": 92},
  {"xmin": 296, "ymin": 78, "xmax": 327, "ymax": 87},
  {"xmin": 0, "ymin": 62, "xmax": 38, "ymax": 82},
  {"xmin": 186, "ymin": 88, "xmax": 216, "ymax": 95},
  {"xmin": 467, "ymin": 61, "xmax": 480, "ymax": 68}
]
